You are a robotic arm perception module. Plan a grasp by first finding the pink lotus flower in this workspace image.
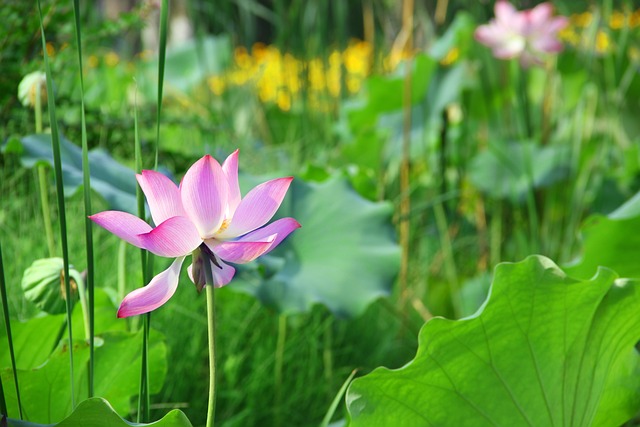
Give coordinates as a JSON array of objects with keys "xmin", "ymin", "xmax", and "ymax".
[
  {"xmin": 90, "ymin": 151, "xmax": 300, "ymax": 318},
  {"xmin": 474, "ymin": 1, "xmax": 568, "ymax": 67}
]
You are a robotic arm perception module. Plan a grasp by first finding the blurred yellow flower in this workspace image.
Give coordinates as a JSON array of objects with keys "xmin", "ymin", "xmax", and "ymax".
[
  {"xmin": 206, "ymin": 39, "xmax": 377, "ymax": 111},
  {"xmin": 105, "ymin": 51, "xmax": 120, "ymax": 67},
  {"xmin": 45, "ymin": 42, "xmax": 55, "ymax": 57},
  {"xmin": 609, "ymin": 11, "xmax": 626, "ymax": 29},
  {"xmin": 572, "ymin": 12, "xmax": 593, "ymax": 28},
  {"xmin": 208, "ymin": 76, "xmax": 226, "ymax": 96},
  {"xmin": 440, "ymin": 47, "xmax": 460, "ymax": 66},
  {"xmin": 595, "ymin": 30, "xmax": 611, "ymax": 54},
  {"xmin": 88, "ymin": 55, "xmax": 99, "ymax": 68}
]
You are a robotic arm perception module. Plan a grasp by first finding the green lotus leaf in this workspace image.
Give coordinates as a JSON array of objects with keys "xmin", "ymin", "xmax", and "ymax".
[
  {"xmin": 2, "ymin": 330, "xmax": 166, "ymax": 423},
  {"xmin": 468, "ymin": 141, "xmax": 571, "ymax": 201},
  {"xmin": 564, "ymin": 190, "xmax": 640, "ymax": 279},
  {"xmin": 347, "ymin": 255, "xmax": 640, "ymax": 426},
  {"xmin": 3, "ymin": 133, "xmax": 138, "ymax": 214},
  {"xmin": 232, "ymin": 175, "xmax": 401, "ymax": 318},
  {"xmin": 5, "ymin": 397, "xmax": 192, "ymax": 427}
]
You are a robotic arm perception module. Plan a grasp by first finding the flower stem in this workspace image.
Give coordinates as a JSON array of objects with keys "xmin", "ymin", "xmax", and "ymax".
[
  {"xmin": 34, "ymin": 84, "xmax": 56, "ymax": 258},
  {"xmin": 205, "ymin": 285, "xmax": 217, "ymax": 427}
]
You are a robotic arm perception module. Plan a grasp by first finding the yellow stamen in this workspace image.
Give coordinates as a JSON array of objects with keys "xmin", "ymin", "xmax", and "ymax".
[{"xmin": 217, "ymin": 218, "xmax": 231, "ymax": 233}]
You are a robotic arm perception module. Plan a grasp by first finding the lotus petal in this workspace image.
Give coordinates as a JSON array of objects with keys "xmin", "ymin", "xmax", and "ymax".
[
  {"xmin": 222, "ymin": 150, "xmax": 241, "ymax": 218},
  {"xmin": 210, "ymin": 237, "xmax": 275, "ymax": 264},
  {"xmin": 181, "ymin": 155, "xmax": 228, "ymax": 238},
  {"xmin": 117, "ymin": 256, "xmax": 185, "ymax": 317},
  {"xmin": 187, "ymin": 258, "xmax": 236, "ymax": 288},
  {"xmin": 217, "ymin": 177, "xmax": 293, "ymax": 238},
  {"xmin": 234, "ymin": 217, "xmax": 301, "ymax": 256},
  {"xmin": 137, "ymin": 216, "xmax": 202, "ymax": 257},
  {"xmin": 89, "ymin": 211, "xmax": 152, "ymax": 248},
  {"xmin": 137, "ymin": 170, "xmax": 185, "ymax": 226}
]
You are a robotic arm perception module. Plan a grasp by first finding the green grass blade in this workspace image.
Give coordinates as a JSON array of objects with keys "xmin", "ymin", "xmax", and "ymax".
[
  {"xmin": 136, "ymin": 0, "xmax": 168, "ymax": 420},
  {"xmin": 0, "ymin": 374, "xmax": 6, "ymax": 417},
  {"xmin": 155, "ymin": 0, "xmax": 169, "ymax": 170},
  {"xmin": 37, "ymin": 0, "xmax": 75, "ymax": 408},
  {"xmin": 71, "ymin": 0, "xmax": 95, "ymax": 398},
  {"xmin": 320, "ymin": 369, "xmax": 358, "ymax": 427},
  {"xmin": 134, "ymin": 86, "xmax": 152, "ymax": 423},
  {"xmin": 0, "ymin": 241, "xmax": 22, "ymax": 419}
]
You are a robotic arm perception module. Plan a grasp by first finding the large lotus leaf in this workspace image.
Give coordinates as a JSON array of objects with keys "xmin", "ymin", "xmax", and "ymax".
[
  {"xmin": 1, "ymin": 328, "xmax": 167, "ymax": 423},
  {"xmin": 138, "ymin": 35, "xmax": 232, "ymax": 98},
  {"xmin": 232, "ymin": 175, "xmax": 400, "ymax": 317},
  {"xmin": 3, "ymin": 134, "xmax": 137, "ymax": 213},
  {"xmin": 468, "ymin": 141, "xmax": 571, "ymax": 201},
  {"xmin": 347, "ymin": 255, "xmax": 640, "ymax": 426},
  {"xmin": 564, "ymin": 190, "xmax": 640, "ymax": 280},
  {"xmin": 5, "ymin": 397, "xmax": 193, "ymax": 427},
  {"xmin": 0, "ymin": 289, "xmax": 125, "ymax": 372},
  {"xmin": 0, "ymin": 313, "xmax": 65, "ymax": 370}
]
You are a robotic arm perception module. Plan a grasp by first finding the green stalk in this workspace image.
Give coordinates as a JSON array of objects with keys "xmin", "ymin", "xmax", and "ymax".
[
  {"xmin": 34, "ymin": 82, "xmax": 56, "ymax": 258},
  {"xmin": 518, "ymin": 65, "xmax": 533, "ymax": 139},
  {"xmin": 71, "ymin": 0, "xmax": 95, "ymax": 396},
  {"xmin": 489, "ymin": 200, "xmax": 502, "ymax": 267},
  {"xmin": 117, "ymin": 240, "xmax": 127, "ymax": 303},
  {"xmin": 133, "ymin": 90, "xmax": 151, "ymax": 423},
  {"xmin": 155, "ymin": 0, "xmax": 169, "ymax": 170},
  {"xmin": 137, "ymin": 313, "xmax": 151, "ymax": 422},
  {"xmin": 0, "ymin": 373, "xmax": 6, "ymax": 417},
  {"xmin": 136, "ymin": 1, "xmax": 168, "ymax": 416},
  {"xmin": 517, "ymin": 67, "xmax": 539, "ymax": 253},
  {"xmin": 37, "ymin": 0, "xmax": 75, "ymax": 408},
  {"xmin": 274, "ymin": 313, "xmax": 287, "ymax": 426},
  {"xmin": 0, "ymin": 242, "xmax": 22, "ymax": 418},
  {"xmin": 36, "ymin": 165, "xmax": 56, "ymax": 257},
  {"xmin": 203, "ymin": 261, "xmax": 217, "ymax": 427},
  {"xmin": 398, "ymin": 0, "xmax": 414, "ymax": 312},
  {"xmin": 433, "ymin": 201, "xmax": 461, "ymax": 317},
  {"xmin": 76, "ymin": 272, "xmax": 90, "ymax": 342},
  {"xmin": 319, "ymin": 369, "xmax": 358, "ymax": 427}
]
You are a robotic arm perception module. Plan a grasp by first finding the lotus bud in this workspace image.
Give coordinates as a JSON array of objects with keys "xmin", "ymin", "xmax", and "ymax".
[
  {"xmin": 21, "ymin": 258, "xmax": 83, "ymax": 314},
  {"xmin": 18, "ymin": 71, "xmax": 48, "ymax": 108}
]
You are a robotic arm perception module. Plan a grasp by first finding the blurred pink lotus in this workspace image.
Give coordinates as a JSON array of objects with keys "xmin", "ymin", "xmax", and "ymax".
[
  {"xmin": 90, "ymin": 151, "xmax": 300, "ymax": 317},
  {"xmin": 475, "ymin": 1, "xmax": 568, "ymax": 67}
]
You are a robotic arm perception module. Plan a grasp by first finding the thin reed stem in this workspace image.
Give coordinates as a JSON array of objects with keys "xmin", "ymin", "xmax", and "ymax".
[
  {"xmin": 71, "ymin": 0, "xmax": 95, "ymax": 397},
  {"xmin": 433, "ymin": 201, "xmax": 461, "ymax": 317},
  {"xmin": 274, "ymin": 313, "xmax": 287, "ymax": 426},
  {"xmin": 155, "ymin": 0, "xmax": 169, "ymax": 170},
  {"xmin": 133, "ymin": 89, "xmax": 151, "ymax": 423},
  {"xmin": 0, "ymin": 242, "xmax": 22, "ymax": 419},
  {"xmin": 37, "ymin": 0, "xmax": 75, "ymax": 407},
  {"xmin": 398, "ymin": 0, "xmax": 414, "ymax": 312},
  {"xmin": 137, "ymin": 313, "xmax": 151, "ymax": 422}
]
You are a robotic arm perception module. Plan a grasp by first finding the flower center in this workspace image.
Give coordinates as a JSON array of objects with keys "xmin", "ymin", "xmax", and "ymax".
[{"xmin": 217, "ymin": 218, "xmax": 231, "ymax": 234}]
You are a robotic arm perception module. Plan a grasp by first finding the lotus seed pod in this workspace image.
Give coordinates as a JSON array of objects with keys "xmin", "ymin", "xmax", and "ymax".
[{"xmin": 21, "ymin": 258, "xmax": 83, "ymax": 314}]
